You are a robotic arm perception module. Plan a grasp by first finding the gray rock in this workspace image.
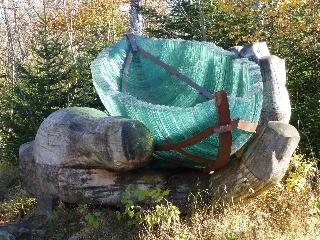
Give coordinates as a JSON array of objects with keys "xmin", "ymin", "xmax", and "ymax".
[
  {"xmin": 36, "ymin": 197, "xmax": 59, "ymax": 216},
  {"xmin": 33, "ymin": 107, "xmax": 153, "ymax": 171},
  {"xmin": 0, "ymin": 231, "xmax": 15, "ymax": 240},
  {"xmin": 19, "ymin": 107, "xmax": 154, "ymax": 203},
  {"xmin": 0, "ymin": 223, "xmax": 45, "ymax": 240},
  {"xmin": 19, "ymin": 142, "xmax": 39, "ymax": 196}
]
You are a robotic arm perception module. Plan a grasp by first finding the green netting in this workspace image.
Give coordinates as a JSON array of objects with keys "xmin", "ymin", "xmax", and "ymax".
[{"xmin": 91, "ymin": 35, "xmax": 263, "ymax": 168}]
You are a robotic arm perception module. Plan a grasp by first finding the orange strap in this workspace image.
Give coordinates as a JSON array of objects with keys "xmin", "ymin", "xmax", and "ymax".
[
  {"xmin": 154, "ymin": 118, "xmax": 256, "ymax": 151},
  {"xmin": 204, "ymin": 91, "xmax": 232, "ymax": 173},
  {"xmin": 155, "ymin": 92, "xmax": 257, "ymax": 172}
]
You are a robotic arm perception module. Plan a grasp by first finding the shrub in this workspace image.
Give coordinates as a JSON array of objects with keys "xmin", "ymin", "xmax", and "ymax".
[
  {"xmin": 0, "ymin": 1, "xmax": 127, "ymax": 165},
  {"xmin": 0, "ymin": 197, "xmax": 36, "ymax": 222},
  {"xmin": 117, "ymin": 184, "xmax": 180, "ymax": 231}
]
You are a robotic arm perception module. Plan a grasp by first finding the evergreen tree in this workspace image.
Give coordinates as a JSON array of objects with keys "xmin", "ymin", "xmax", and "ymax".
[{"xmin": 0, "ymin": 16, "xmax": 75, "ymax": 165}]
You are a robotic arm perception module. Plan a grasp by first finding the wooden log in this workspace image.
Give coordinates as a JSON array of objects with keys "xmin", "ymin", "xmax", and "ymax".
[
  {"xmin": 53, "ymin": 121, "xmax": 299, "ymax": 206},
  {"xmin": 228, "ymin": 42, "xmax": 270, "ymax": 64}
]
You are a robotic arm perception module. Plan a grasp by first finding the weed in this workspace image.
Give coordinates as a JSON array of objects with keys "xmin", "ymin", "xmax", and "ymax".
[
  {"xmin": 45, "ymin": 202, "xmax": 84, "ymax": 240},
  {"xmin": 117, "ymin": 184, "xmax": 180, "ymax": 231},
  {"xmin": 0, "ymin": 197, "xmax": 36, "ymax": 221},
  {"xmin": 84, "ymin": 211, "xmax": 103, "ymax": 230},
  {"xmin": 285, "ymin": 154, "xmax": 317, "ymax": 192},
  {"xmin": 140, "ymin": 155, "xmax": 320, "ymax": 240}
]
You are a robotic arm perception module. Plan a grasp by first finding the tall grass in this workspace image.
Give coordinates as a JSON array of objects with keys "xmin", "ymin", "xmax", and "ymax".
[
  {"xmin": 139, "ymin": 155, "xmax": 320, "ymax": 240},
  {"xmin": 140, "ymin": 186, "xmax": 319, "ymax": 240},
  {"xmin": 0, "ymin": 155, "xmax": 319, "ymax": 240}
]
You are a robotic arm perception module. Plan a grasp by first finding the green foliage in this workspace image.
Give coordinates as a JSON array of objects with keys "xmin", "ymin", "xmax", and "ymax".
[
  {"xmin": 313, "ymin": 197, "xmax": 320, "ymax": 213},
  {"xmin": 0, "ymin": 10, "xmax": 114, "ymax": 165},
  {"xmin": 0, "ymin": 0, "xmax": 128, "ymax": 165},
  {"xmin": 117, "ymin": 185, "xmax": 180, "ymax": 230},
  {"xmin": 143, "ymin": 202, "xmax": 180, "ymax": 231},
  {"xmin": 285, "ymin": 154, "xmax": 317, "ymax": 192},
  {"xmin": 141, "ymin": 1, "xmax": 259, "ymax": 48},
  {"xmin": 46, "ymin": 202, "xmax": 85, "ymax": 240},
  {"xmin": 84, "ymin": 211, "xmax": 103, "ymax": 230},
  {"xmin": 0, "ymin": 17, "xmax": 72, "ymax": 164},
  {"xmin": 0, "ymin": 197, "xmax": 36, "ymax": 220}
]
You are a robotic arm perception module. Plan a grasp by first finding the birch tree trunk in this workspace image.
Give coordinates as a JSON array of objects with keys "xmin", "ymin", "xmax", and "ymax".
[{"xmin": 130, "ymin": 0, "xmax": 144, "ymax": 35}]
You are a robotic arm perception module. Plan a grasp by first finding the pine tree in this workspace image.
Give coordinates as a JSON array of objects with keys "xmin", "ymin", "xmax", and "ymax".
[{"xmin": 0, "ymin": 16, "xmax": 74, "ymax": 164}]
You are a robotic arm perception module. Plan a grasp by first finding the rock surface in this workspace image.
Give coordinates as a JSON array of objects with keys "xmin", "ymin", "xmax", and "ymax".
[
  {"xmin": 19, "ymin": 142, "xmax": 38, "ymax": 197},
  {"xmin": 0, "ymin": 223, "xmax": 46, "ymax": 240},
  {"xmin": 20, "ymin": 108, "xmax": 154, "ymax": 202},
  {"xmin": 33, "ymin": 107, "xmax": 153, "ymax": 171},
  {"xmin": 0, "ymin": 231, "xmax": 15, "ymax": 240}
]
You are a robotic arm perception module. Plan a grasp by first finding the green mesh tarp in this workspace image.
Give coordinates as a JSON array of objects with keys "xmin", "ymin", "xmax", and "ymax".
[{"xmin": 91, "ymin": 35, "xmax": 263, "ymax": 168}]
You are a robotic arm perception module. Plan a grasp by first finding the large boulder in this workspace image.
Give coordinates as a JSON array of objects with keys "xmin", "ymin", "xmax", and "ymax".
[
  {"xmin": 19, "ymin": 107, "xmax": 154, "ymax": 202},
  {"xmin": 33, "ymin": 107, "xmax": 153, "ymax": 171}
]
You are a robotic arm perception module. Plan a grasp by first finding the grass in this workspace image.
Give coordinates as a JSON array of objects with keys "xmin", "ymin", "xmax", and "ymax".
[
  {"xmin": 0, "ymin": 162, "xmax": 37, "ymax": 224},
  {"xmin": 0, "ymin": 155, "xmax": 319, "ymax": 239},
  {"xmin": 140, "ymin": 185, "xmax": 320, "ymax": 240},
  {"xmin": 140, "ymin": 155, "xmax": 320, "ymax": 240}
]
